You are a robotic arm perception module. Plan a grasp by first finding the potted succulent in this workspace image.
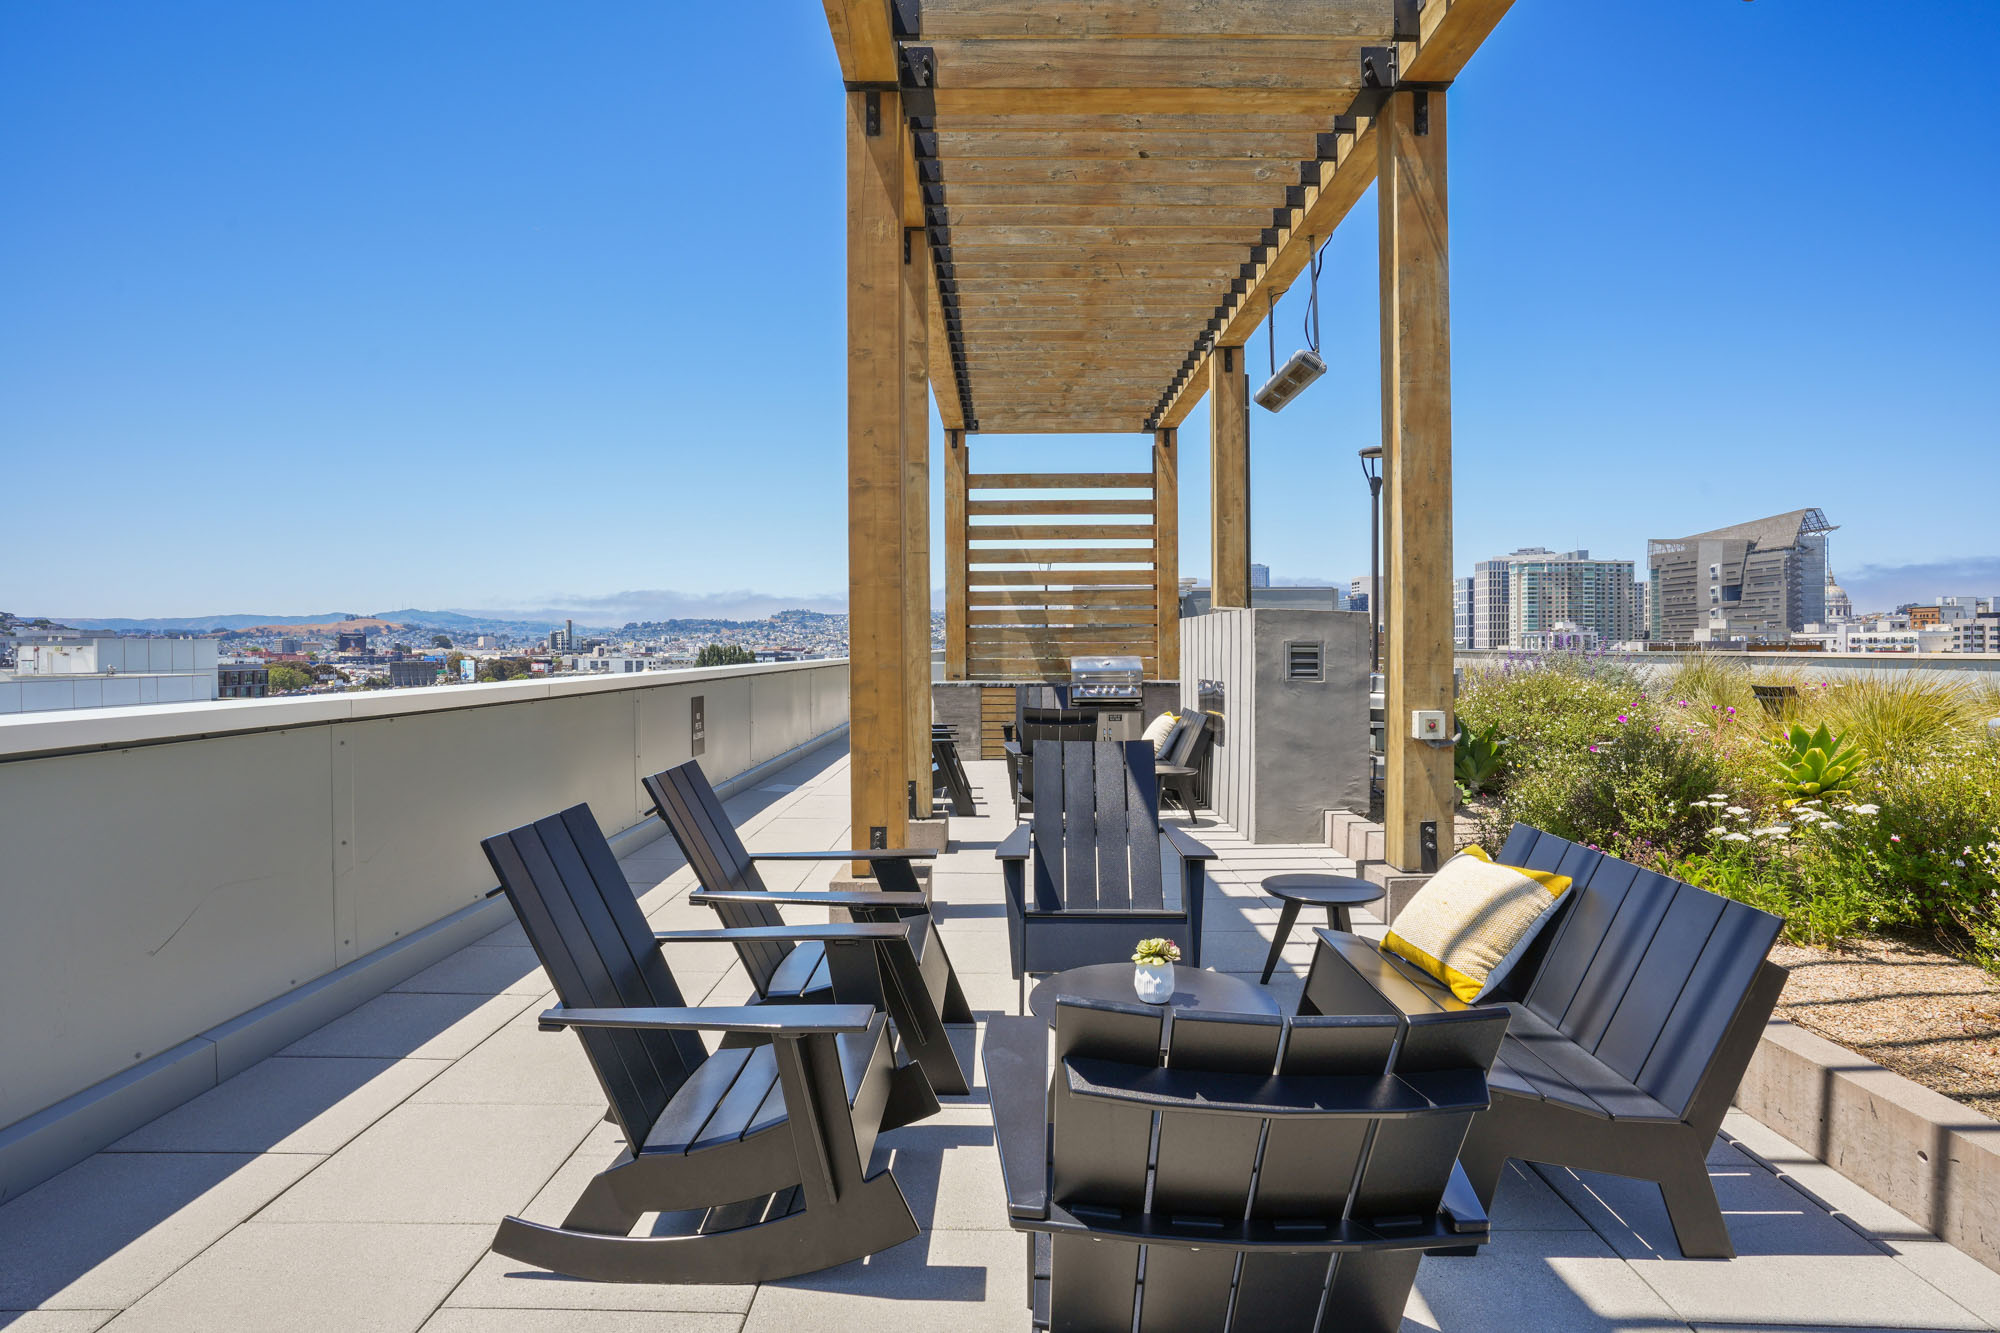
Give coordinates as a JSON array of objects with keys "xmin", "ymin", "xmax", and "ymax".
[{"xmin": 1131, "ymin": 937, "xmax": 1182, "ymax": 1004}]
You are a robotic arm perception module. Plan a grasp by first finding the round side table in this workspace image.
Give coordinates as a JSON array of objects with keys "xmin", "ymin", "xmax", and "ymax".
[{"xmin": 1258, "ymin": 873, "xmax": 1385, "ymax": 984}]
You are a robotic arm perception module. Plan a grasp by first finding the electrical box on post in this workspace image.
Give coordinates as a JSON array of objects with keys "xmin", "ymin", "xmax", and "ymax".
[{"xmin": 1411, "ymin": 710, "xmax": 1448, "ymax": 742}]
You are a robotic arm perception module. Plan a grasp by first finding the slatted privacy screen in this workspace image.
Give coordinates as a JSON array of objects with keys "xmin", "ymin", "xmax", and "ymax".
[{"xmin": 961, "ymin": 469, "xmax": 1167, "ymax": 679}]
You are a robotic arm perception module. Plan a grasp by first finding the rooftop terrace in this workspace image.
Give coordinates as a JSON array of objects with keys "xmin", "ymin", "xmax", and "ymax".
[{"xmin": 5, "ymin": 748, "xmax": 1997, "ymax": 1332}]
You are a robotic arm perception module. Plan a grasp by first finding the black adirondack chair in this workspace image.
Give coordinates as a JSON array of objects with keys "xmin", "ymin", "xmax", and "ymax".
[
  {"xmin": 932, "ymin": 729, "xmax": 976, "ymax": 816},
  {"xmin": 983, "ymin": 997, "xmax": 1507, "ymax": 1332},
  {"xmin": 1003, "ymin": 709, "xmax": 1095, "ymax": 817},
  {"xmin": 996, "ymin": 740, "xmax": 1214, "ymax": 1001},
  {"xmin": 642, "ymin": 761, "xmax": 972, "ymax": 1096},
  {"xmin": 480, "ymin": 804, "xmax": 937, "ymax": 1283},
  {"xmin": 1154, "ymin": 710, "xmax": 1215, "ymax": 817},
  {"xmin": 1301, "ymin": 821, "xmax": 1789, "ymax": 1259}
]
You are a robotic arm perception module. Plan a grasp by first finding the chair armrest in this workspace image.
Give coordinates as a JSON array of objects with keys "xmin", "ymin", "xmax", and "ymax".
[
  {"xmin": 982, "ymin": 1016, "xmax": 1051, "ymax": 1221},
  {"xmin": 653, "ymin": 923, "xmax": 911, "ymax": 943},
  {"xmin": 1155, "ymin": 764, "xmax": 1197, "ymax": 777},
  {"xmin": 538, "ymin": 1003, "xmax": 875, "ymax": 1036},
  {"xmin": 1001, "ymin": 740, "xmax": 1023, "ymax": 757},
  {"xmin": 690, "ymin": 889, "xmax": 930, "ymax": 910},
  {"xmin": 996, "ymin": 824, "xmax": 1034, "ymax": 861},
  {"xmin": 748, "ymin": 848, "xmax": 938, "ymax": 862},
  {"xmin": 1440, "ymin": 1161, "xmax": 1490, "ymax": 1235},
  {"xmin": 1162, "ymin": 826, "xmax": 1215, "ymax": 861}
]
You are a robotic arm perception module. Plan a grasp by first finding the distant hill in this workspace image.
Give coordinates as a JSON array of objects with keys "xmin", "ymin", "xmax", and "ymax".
[{"xmin": 63, "ymin": 612, "xmax": 369, "ymax": 632}]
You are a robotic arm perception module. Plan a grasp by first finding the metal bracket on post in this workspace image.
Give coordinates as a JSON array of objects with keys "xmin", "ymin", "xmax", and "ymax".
[
  {"xmin": 1420, "ymin": 820, "xmax": 1439, "ymax": 874},
  {"xmin": 1414, "ymin": 89, "xmax": 1430, "ymax": 137},
  {"xmin": 865, "ymin": 91, "xmax": 881, "ymax": 137}
]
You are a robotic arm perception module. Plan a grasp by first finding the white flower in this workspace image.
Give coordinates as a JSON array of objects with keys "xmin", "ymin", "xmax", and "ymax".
[
  {"xmin": 1822, "ymin": 819, "xmax": 1844, "ymax": 830},
  {"xmin": 1722, "ymin": 832, "xmax": 1751, "ymax": 843},
  {"xmin": 1707, "ymin": 792, "xmax": 1730, "ymax": 800},
  {"xmin": 1726, "ymin": 806, "xmax": 1748, "ymax": 816},
  {"xmin": 1751, "ymin": 825, "xmax": 1791, "ymax": 838},
  {"xmin": 1793, "ymin": 808, "xmax": 1823, "ymax": 822},
  {"xmin": 1851, "ymin": 803, "xmax": 1880, "ymax": 816}
]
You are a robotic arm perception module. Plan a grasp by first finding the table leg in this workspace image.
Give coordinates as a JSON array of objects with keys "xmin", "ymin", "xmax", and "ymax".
[
  {"xmin": 1330, "ymin": 904, "xmax": 1352, "ymax": 934},
  {"xmin": 1260, "ymin": 900, "xmax": 1302, "ymax": 984}
]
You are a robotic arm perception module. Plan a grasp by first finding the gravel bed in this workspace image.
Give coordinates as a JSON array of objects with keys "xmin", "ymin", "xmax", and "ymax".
[{"xmin": 1770, "ymin": 935, "xmax": 2000, "ymax": 1119}]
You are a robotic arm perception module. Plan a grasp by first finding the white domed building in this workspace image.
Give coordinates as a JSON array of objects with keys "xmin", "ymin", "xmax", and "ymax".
[{"xmin": 1825, "ymin": 569, "xmax": 1853, "ymax": 621}]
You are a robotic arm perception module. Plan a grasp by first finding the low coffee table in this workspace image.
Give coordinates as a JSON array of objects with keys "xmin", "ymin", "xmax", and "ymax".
[
  {"xmin": 1027, "ymin": 962, "xmax": 1280, "ymax": 1024},
  {"xmin": 1259, "ymin": 873, "xmax": 1385, "ymax": 984}
]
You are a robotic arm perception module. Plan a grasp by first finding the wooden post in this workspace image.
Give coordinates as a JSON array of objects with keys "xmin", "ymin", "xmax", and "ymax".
[
  {"xmin": 944, "ymin": 429, "xmax": 968, "ymax": 679},
  {"xmin": 1378, "ymin": 87, "xmax": 1455, "ymax": 872},
  {"xmin": 1153, "ymin": 428, "xmax": 1180, "ymax": 680},
  {"xmin": 903, "ymin": 228, "xmax": 933, "ymax": 819},
  {"xmin": 848, "ymin": 87, "xmax": 909, "ymax": 857},
  {"xmin": 1209, "ymin": 346, "xmax": 1249, "ymax": 608}
]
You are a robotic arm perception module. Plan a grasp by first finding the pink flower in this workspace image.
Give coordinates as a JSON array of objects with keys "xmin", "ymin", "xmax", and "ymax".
[
  {"xmin": 1617, "ymin": 713, "xmax": 1629, "ymax": 723},
  {"xmin": 1587, "ymin": 744, "xmax": 1599, "ymax": 753},
  {"xmin": 1890, "ymin": 834, "xmax": 1901, "ymax": 842},
  {"xmin": 1726, "ymin": 706, "xmax": 1736, "ymax": 715}
]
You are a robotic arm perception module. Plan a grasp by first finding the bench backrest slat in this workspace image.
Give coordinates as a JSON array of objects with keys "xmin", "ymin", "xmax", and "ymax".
[
  {"xmin": 1524, "ymin": 858, "xmax": 1639, "ymax": 1027},
  {"xmin": 1591, "ymin": 882, "xmax": 1729, "ymax": 1082},
  {"xmin": 644, "ymin": 762, "xmax": 789, "ymax": 993},
  {"xmin": 1637, "ymin": 899, "xmax": 1784, "ymax": 1112},
  {"xmin": 1548, "ymin": 867, "xmax": 1680, "ymax": 1050},
  {"xmin": 1031, "ymin": 741, "xmax": 1164, "ymax": 912},
  {"xmin": 482, "ymin": 805, "xmax": 707, "ymax": 1144}
]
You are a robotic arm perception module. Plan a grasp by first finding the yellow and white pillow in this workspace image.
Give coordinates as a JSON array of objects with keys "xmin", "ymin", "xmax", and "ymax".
[
  {"xmin": 1141, "ymin": 711, "xmax": 1181, "ymax": 758},
  {"xmin": 1381, "ymin": 846, "xmax": 1572, "ymax": 1003}
]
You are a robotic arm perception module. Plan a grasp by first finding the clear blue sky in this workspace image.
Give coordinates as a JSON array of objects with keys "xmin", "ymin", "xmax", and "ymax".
[{"xmin": 6, "ymin": 1, "xmax": 1997, "ymax": 622}]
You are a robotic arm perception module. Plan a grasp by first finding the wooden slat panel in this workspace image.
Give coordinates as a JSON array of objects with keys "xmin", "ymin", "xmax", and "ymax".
[
  {"xmin": 918, "ymin": 0, "xmax": 1392, "ymax": 37},
  {"xmin": 938, "ymin": 261, "xmax": 1237, "ymax": 280},
  {"xmin": 939, "ymin": 152, "xmax": 1293, "ymax": 182},
  {"xmin": 941, "ymin": 181, "xmax": 1305, "ymax": 206},
  {"xmin": 972, "ymin": 415, "xmax": 1153, "ymax": 434},
  {"xmin": 970, "ymin": 593, "xmax": 1158, "ymax": 610},
  {"xmin": 970, "ymin": 547, "xmax": 1154, "ymax": 564},
  {"xmin": 938, "ymin": 204, "xmax": 1278, "ymax": 229},
  {"xmin": 971, "ymin": 628, "xmax": 1159, "ymax": 648},
  {"xmin": 973, "ymin": 656, "xmax": 1160, "ymax": 672},
  {"xmin": 968, "ymin": 498, "xmax": 1154, "ymax": 516},
  {"xmin": 969, "ymin": 609, "xmax": 1158, "ymax": 626},
  {"xmin": 934, "ymin": 88, "xmax": 1361, "ymax": 117},
  {"xmin": 926, "ymin": 37, "xmax": 1371, "ymax": 90},
  {"xmin": 970, "ymin": 473, "xmax": 1153, "ymax": 489},
  {"xmin": 945, "ymin": 223, "xmax": 1262, "ymax": 246},
  {"xmin": 969, "ymin": 570, "xmax": 1159, "ymax": 587},
  {"xmin": 903, "ymin": 223, "xmax": 933, "ymax": 817},
  {"xmin": 970, "ymin": 524, "xmax": 1156, "ymax": 542},
  {"xmin": 935, "ymin": 133, "xmax": 1315, "ymax": 163}
]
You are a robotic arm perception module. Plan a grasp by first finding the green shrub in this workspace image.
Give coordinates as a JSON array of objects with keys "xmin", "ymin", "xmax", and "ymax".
[{"xmin": 1454, "ymin": 720, "xmax": 1510, "ymax": 800}]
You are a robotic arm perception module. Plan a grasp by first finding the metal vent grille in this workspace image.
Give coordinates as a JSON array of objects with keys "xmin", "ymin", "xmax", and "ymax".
[{"xmin": 1286, "ymin": 640, "xmax": 1324, "ymax": 682}]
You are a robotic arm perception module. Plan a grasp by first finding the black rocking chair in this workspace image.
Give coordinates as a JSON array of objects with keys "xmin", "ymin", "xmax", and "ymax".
[
  {"xmin": 642, "ymin": 760, "xmax": 972, "ymax": 1096},
  {"xmin": 481, "ymin": 803, "xmax": 938, "ymax": 1283}
]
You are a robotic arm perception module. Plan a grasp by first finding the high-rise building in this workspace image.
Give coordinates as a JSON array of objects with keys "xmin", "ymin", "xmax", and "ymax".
[
  {"xmin": 1647, "ymin": 509, "xmax": 1837, "ymax": 643},
  {"xmin": 276, "ymin": 636, "xmax": 302, "ymax": 654},
  {"xmin": 1466, "ymin": 548, "xmax": 1639, "ymax": 649},
  {"xmin": 1470, "ymin": 549, "xmax": 1553, "ymax": 648},
  {"xmin": 1453, "ymin": 577, "xmax": 1474, "ymax": 649},
  {"xmin": 1506, "ymin": 551, "xmax": 1642, "ymax": 649},
  {"xmin": 1348, "ymin": 576, "xmax": 1375, "ymax": 618},
  {"xmin": 549, "ymin": 618, "xmax": 578, "ymax": 653},
  {"xmin": 1250, "ymin": 563, "xmax": 1270, "ymax": 588}
]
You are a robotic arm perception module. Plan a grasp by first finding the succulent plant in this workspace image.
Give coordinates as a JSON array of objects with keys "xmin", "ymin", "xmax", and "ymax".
[
  {"xmin": 1771, "ymin": 722, "xmax": 1865, "ymax": 802},
  {"xmin": 1454, "ymin": 720, "xmax": 1511, "ymax": 801},
  {"xmin": 1132, "ymin": 937, "xmax": 1182, "ymax": 966}
]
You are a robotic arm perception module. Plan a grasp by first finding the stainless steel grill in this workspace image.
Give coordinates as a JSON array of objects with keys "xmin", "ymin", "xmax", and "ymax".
[{"xmin": 1068, "ymin": 655, "xmax": 1143, "ymax": 703}]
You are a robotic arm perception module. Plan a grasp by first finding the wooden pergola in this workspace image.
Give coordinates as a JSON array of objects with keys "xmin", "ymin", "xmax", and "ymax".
[{"xmin": 825, "ymin": 0, "xmax": 1512, "ymax": 873}]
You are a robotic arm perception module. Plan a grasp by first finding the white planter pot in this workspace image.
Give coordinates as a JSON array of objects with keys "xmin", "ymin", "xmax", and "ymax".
[{"xmin": 1133, "ymin": 962, "xmax": 1176, "ymax": 1004}]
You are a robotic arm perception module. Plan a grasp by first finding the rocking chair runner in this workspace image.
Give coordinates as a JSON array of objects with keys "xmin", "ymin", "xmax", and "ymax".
[
  {"xmin": 642, "ymin": 760, "xmax": 973, "ymax": 1097},
  {"xmin": 481, "ymin": 804, "xmax": 939, "ymax": 1284}
]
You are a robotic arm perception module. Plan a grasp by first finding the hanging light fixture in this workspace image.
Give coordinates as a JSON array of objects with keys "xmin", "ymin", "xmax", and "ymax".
[{"xmin": 1253, "ymin": 235, "xmax": 1328, "ymax": 412}]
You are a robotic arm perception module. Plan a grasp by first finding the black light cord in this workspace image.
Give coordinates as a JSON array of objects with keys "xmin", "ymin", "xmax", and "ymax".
[{"xmin": 1303, "ymin": 234, "xmax": 1323, "ymax": 355}]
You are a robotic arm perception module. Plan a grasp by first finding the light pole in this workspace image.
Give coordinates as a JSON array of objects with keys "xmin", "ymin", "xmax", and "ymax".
[{"xmin": 1358, "ymin": 446, "xmax": 1383, "ymax": 669}]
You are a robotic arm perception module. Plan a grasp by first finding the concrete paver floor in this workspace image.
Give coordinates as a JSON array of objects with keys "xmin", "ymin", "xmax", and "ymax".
[{"xmin": 3, "ymin": 746, "xmax": 1996, "ymax": 1331}]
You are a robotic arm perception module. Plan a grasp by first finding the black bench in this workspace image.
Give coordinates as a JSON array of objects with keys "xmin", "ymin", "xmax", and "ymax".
[
  {"xmin": 983, "ymin": 996, "xmax": 1507, "ymax": 1332},
  {"xmin": 997, "ymin": 740, "xmax": 1214, "ymax": 1005},
  {"xmin": 481, "ymin": 804, "xmax": 936, "ymax": 1283},
  {"xmin": 1301, "ymin": 822, "xmax": 1788, "ymax": 1258}
]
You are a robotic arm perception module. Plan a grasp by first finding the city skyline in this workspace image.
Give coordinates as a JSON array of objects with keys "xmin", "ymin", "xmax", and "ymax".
[{"xmin": 5, "ymin": 2, "xmax": 1997, "ymax": 617}]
